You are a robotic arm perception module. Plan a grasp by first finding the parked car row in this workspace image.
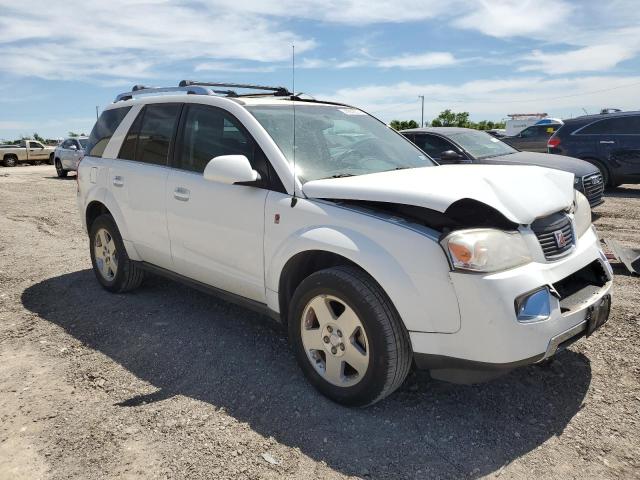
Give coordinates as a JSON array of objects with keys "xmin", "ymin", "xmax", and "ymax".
[
  {"xmin": 400, "ymin": 127, "xmax": 605, "ymax": 207},
  {"xmin": 76, "ymin": 81, "xmax": 613, "ymax": 406}
]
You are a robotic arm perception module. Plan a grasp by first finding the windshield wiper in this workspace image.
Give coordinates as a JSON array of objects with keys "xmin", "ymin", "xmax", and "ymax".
[{"xmin": 329, "ymin": 173, "xmax": 356, "ymax": 178}]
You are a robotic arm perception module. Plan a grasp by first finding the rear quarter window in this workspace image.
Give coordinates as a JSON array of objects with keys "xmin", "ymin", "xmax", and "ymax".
[
  {"xmin": 85, "ymin": 106, "xmax": 132, "ymax": 157},
  {"xmin": 577, "ymin": 116, "xmax": 640, "ymax": 135}
]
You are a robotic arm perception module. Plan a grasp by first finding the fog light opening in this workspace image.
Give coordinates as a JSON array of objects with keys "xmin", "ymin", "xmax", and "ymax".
[{"xmin": 515, "ymin": 287, "xmax": 551, "ymax": 322}]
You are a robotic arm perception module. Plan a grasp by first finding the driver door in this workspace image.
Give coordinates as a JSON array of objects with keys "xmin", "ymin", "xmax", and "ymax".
[{"xmin": 166, "ymin": 104, "xmax": 269, "ymax": 302}]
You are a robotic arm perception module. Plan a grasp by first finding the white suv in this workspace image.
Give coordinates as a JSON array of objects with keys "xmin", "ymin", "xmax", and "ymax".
[{"xmin": 77, "ymin": 81, "xmax": 613, "ymax": 406}]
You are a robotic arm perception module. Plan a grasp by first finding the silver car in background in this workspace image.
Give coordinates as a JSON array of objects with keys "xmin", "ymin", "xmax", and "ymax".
[{"xmin": 54, "ymin": 137, "xmax": 88, "ymax": 177}]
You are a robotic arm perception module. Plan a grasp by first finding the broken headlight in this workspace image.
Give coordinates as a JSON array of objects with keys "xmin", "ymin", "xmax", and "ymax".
[{"xmin": 441, "ymin": 229, "xmax": 532, "ymax": 273}]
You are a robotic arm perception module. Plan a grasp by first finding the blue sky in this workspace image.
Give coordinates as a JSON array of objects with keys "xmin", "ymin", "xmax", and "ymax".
[{"xmin": 1, "ymin": 0, "xmax": 639, "ymax": 139}]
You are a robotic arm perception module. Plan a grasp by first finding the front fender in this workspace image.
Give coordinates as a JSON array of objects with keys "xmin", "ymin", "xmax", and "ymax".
[{"xmin": 266, "ymin": 217, "xmax": 460, "ymax": 333}]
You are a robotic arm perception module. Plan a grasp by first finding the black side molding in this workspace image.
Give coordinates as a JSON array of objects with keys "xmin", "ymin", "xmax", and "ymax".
[{"xmin": 137, "ymin": 262, "xmax": 280, "ymax": 321}]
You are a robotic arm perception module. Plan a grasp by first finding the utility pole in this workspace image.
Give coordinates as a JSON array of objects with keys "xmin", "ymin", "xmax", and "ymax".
[
  {"xmin": 418, "ymin": 95, "xmax": 425, "ymax": 127},
  {"xmin": 95, "ymin": 106, "xmax": 99, "ymax": 121}
]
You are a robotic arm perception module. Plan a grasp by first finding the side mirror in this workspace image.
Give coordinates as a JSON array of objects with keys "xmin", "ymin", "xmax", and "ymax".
[
  {"xmin": 69, "ymin": 144, "xmax": 78, "ymax": 150},
  {"xmin": 440, "ymin": 150, "xmax": 464, "ymax": 163},
  {"xmin": 203, "ymin": 155, "xmax": 260, "ymax": 185}
]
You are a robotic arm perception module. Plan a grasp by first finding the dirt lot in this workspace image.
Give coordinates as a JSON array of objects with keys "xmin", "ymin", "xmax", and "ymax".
[{"xmin": 0, "ymin": 164, "xmax": 638, "ymax": 480}]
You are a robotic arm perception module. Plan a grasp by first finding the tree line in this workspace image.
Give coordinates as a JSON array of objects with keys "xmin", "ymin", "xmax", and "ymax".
[{"xmin": 390, "ymin": 110, "xmax": 506, "ymax": 131}]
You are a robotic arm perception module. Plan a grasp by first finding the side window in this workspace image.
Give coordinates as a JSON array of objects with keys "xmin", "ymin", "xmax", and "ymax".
[
  {"xmin": 176, "ymin": 105, "xmax": 255, "ymax": 173},
  {"xmin": 118, "ymin": 104, "xmax": 180, "ymax": 165},
  {"xmin": 413, "ymin": 134, "xmax": 455, "ymax": 158},
  {"xmin": 29, "ymin": 141, "xmax": 43, "ymax": 149},
  {"xmin": 86, "ymin": 106, "xmax": 132, "ymax": 157},
  {"xmin": 599, "ymin": 116, "xmax": 640, "ymax": 135},
  {"xmin": 519, "ymin": 127, "xmax": 537, "ymax": 138},
  {"xmin": 60, "ymin": 140, "xmax": 70, "ymax": 148},
  {"xmin": 118, "ymin": 109, "xmax": 144, "ymax": 161},
  {"xmin": 136, "ymin": 104, "xmax": 181, "ymax": 165},
  {"xmin": 579, "ymin": 119, "xmax": 611, "ymax": 135}
]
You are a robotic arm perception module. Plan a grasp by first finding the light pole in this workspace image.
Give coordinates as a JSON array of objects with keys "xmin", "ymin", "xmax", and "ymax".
[{"xmin": 418, "ymin": 95, "xmax": 424, "ymax": 127}]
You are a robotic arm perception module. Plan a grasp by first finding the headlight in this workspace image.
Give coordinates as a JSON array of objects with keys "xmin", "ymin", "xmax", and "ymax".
[
  {"xmin": 441, "ymin": 229, "xmax": 532, "ymax": 273},
  {"xmin": 573, "ymin": 190, "xmax": 592, "ymax": 238}
]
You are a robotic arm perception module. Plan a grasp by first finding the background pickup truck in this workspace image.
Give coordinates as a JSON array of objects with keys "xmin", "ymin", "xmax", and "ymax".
[{"xmin": 0, "ymin": 140, "xmax": 56, "ymax": 167}]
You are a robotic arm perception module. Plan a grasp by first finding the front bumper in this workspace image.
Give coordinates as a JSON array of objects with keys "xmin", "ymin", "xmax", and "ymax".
[{"xmin": 411, "ymin": 226, "xmax": 612, "ymax": 383}]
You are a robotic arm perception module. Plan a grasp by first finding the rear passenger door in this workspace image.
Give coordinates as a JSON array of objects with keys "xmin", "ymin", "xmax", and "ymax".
[
  {"xmin": 597, "ymin": 116, "xmax": 640, "ymax": 179},
  {"xmin": 109, "ymin": 103, "xmax": 181, "ymax": 269},
  {"xmin": 166, "ymin": 104, "xmax": 270, "ymax": 302}
]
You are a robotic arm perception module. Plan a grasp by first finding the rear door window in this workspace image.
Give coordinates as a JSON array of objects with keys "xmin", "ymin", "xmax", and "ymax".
[
  {"xmin": 117, "ymin": 104, "xmax": 181, "ymax": 165},
  {"xmin": 86, "ymin": 107, "xmax": 131, "ymax": 157}
]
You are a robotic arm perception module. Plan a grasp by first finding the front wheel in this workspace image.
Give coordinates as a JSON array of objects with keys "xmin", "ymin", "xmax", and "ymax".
[
  {"xmin": 55, "ymin": 159, "xmax": 68, "ymax": 178},
  {"xmin": 289, "ymin": 266, "xmax": 412, "ymax": 407},
  {"xmin": 89, "ymin": 214, "xmax": 144, "ymax": 293}
]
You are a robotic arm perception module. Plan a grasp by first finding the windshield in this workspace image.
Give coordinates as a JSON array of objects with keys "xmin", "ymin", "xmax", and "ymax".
[
  {"xmin": 247, "ymin": 104, "xmax": 435, "ymax": 182},
  {"xmin": 79, "ymin": 138, "xmax": 88, "ymax": 149},
  {"xmin": 448, "ymin": 130, "xmax": 517, "ymax": 159}
]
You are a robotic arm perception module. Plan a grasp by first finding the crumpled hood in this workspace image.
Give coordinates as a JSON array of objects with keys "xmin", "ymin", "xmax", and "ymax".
[
  {"xmin": 481, "ymin": 151, "xmax": 599, "ymax": 177},
  {"xmin": 302, "ymin": 164, "xmax": 575, "ymax": 225}
]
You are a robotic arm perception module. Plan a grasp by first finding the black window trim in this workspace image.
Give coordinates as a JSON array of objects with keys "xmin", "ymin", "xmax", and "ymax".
[
  {"xmin": 573, "ymin": 115, "xmax": 640, "ymax": 136},
  {"xmin": 172, "ymin": 103, "xmax": 286, "ymax": 192},
  {"xmin": 117, "ymin": 103, "xmax": 184, "ymax": 166}
]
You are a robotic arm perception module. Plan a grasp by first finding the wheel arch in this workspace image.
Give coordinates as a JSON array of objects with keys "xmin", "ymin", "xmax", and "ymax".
[{"xmin": 267, "ymin": 225, "xmax": 457, "ymax": 333}]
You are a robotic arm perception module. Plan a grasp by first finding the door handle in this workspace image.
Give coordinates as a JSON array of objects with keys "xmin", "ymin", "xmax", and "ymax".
[
  {"xmin": 599, "ymin": 140, "xmax": 615, "ymax": 144},
  {"xmin": 112, "ymin": 175, "xmax": 124, "ymax": 187},
  {"xmin": 173, "ymin": 187, "xmax": 190, "ymax": 201}
]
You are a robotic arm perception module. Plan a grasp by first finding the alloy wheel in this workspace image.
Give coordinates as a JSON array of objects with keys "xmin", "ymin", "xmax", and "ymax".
[
  {"xmin": 300, "ymin": 294, "xmax": 370, "ymax": 387},
  {"xmin": 94, "ymin": 228, "xmax": 118, "ymax": 281}
]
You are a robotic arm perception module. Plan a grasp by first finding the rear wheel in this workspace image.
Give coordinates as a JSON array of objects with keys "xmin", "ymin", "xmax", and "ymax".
[
  {"xmin": 289, "ymin": 266, "xmax": 412, "ymax": 407},
  {"xmin": 89, "ymin": 214, "xmax": 144, "ymax": 293},
  {"xmin": 55, "ymin": 159, "xmax": 68, "ymax": 178},
  {"xmin": 3, "ymin": 155, "xmax": 17, "ymax": 167}
]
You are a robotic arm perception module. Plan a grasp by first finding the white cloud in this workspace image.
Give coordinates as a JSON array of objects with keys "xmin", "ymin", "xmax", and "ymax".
[
  {"xmin": 453, "ymin": 0, "xmax": 574, "ymax": 38},
  {"xmin": 319, "ymin": 76, "xmax": 640, "ymax": 122},
  {"xmin": 377, "ymin": 52, "xmax": 457, "ymax": 69},
  {"xmin": 520, "ymin": 44, "xmax": 637, "ymax": 74},
  {"xmin": 210, "ymin": 0, "xmax": 452, "ymax": 24},
  {"xmin": 0, "ymin": 1, "xmax": 315, "ymax": 81}
]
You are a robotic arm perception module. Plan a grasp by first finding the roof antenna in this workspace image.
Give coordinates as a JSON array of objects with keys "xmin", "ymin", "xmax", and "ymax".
[{"xmin": 290, "ymin": 44, "xmax": 298, "ymax": 208}]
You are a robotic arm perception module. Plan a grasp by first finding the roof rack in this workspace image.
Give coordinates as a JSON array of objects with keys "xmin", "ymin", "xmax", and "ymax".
[
  {"xmin": 179, "ymin": 80, "xmax": 291, "ymax": 96},
  {"xmin": 114, "ymin": 80, "xmax": 292, "ymax": 103}
]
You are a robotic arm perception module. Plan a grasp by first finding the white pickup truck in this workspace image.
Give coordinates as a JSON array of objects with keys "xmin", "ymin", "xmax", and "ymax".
[
  {"xmin": 0, "ymin": 140, "xmax": 55, "ymax": 167},
  {"xmin": 77, "ymin": 82, "xmax": 613, "ymax": 406}
]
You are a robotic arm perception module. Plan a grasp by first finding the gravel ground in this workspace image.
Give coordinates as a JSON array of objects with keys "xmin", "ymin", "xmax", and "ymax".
[{"xmin": 0, "ymin": 164, "xmax": 638, "ymax": 480}]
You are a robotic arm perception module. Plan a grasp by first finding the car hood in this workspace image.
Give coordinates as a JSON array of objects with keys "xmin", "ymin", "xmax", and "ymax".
[
  {"xmin": 302, "ymin": 164, "xmax": 574, "ymax": 225},
  {"xmin": 481, "ymin": 152, "xmax": 598, "ymax": 177}
]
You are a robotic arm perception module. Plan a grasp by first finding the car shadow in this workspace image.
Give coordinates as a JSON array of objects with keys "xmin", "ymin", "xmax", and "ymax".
[
  {"xmin": 605, "ymin": 186, "xmax": 640, "ymax": 198},
  {"xmin": 22, "ymin": 270, "xmax": 592, "ymax": 479}
]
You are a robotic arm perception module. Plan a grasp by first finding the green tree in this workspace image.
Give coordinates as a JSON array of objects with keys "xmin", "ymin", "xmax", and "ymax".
[
  {"xmin": 68, "ymin": 131, "xmax": 79, "ymax": 137},
  {"xmin": 389, "ymin": 119, "xmax": 419, "ymax": 131},
  {"xmin": 429, "ymin": 110, "xmax": 506, "ymax": 130},
  {"xmin": 32, "ymin": 132, "xmax": 45, "ymax": 142}
]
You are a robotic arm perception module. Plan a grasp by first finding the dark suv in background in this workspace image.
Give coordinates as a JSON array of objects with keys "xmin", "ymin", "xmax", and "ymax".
[
  {"xmin": 548, "ymin": 111, "xmax": 640, "ymax": 187},
  {"xmin": 502, "ymin": 123, "xmax": 562, "ymax": 153}
]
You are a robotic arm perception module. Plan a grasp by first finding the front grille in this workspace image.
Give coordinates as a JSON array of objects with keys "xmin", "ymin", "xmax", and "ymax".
[
  {"xmin": 531, "ymin": 212, "xmax": 575, "ymax": 260},
  {"xmin": 581, "ymin": 172, "xmax": 605, "ymax": 207}
]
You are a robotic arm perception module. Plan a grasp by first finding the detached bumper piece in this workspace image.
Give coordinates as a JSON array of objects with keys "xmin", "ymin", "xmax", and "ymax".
[{"xmin": 603, "ymin": 237, "xmax": 640, "ymax": 275}]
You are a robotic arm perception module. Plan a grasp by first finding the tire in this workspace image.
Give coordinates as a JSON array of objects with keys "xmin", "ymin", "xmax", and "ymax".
[
  {"xmin": 288, "ymin": 265, "xmax": 412, "ymax": 407},
  {"xmin": 55, "ymin": 159, "xmax": 68, "ymax": 178},
  {"xmin": 48, "ymin": 153, "xmax": 54, "ymax": 165},
  {"xmin": 3, "ymin": 155, "xmax": 17, "ymax": 167},
  {"xmin": 89, "ymin": 214, "xmax": 144, "ymax": 293}
]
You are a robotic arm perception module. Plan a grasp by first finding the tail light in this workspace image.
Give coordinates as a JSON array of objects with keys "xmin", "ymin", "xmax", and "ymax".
[{"xmin": 547, "ymin": 137, "xmax": 561, "ymax": 149}]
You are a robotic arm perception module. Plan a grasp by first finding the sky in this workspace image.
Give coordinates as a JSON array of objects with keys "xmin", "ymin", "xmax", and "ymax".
[{"xmin": 1, "ymin": 0, "xmax": 639, "ymax": 139}]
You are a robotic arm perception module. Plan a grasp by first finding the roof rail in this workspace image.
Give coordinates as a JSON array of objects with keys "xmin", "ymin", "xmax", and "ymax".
[
  {"xmin": 114, "ymin": 84, "xmax": 217, "ymax": 103},
  {"xmin": 179, "ymin": 80, "xmax": 291, "ymax": 96}
]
